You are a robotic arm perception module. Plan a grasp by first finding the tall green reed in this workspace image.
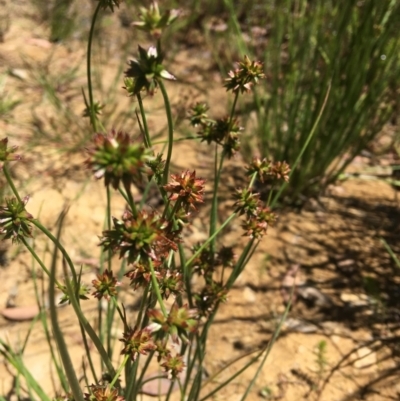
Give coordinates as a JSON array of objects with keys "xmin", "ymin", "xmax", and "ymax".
[{"xmin": 226, "ymin": 0, "xmax": 400, "ymax": 203}]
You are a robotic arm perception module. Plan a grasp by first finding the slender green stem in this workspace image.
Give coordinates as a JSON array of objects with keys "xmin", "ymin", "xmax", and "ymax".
[
  {"xmin": 209, "ymin": 147, "xmax": 225, "ymax": 256},
  {"xmin": 158, "ymin": 80, "xmax": 174, "ymax": 185},
  {"xmin": 135, "ymin": 283, "xmax": 150, "ymax": 329},
  {"xmin": 125, "ymin": 183, "xmax": 138, "ymax": 217},
  {"xmin": 136, "ymin": 93, "xmax": 152, "ymax": 148},
  {"xmin": 226, "ymin": 239, "xmax": 255, "ymax": 289},
  {"xmin": 75, "ymin": 264, "xmax": 98, "ymax": 383},
  {"xmin": 381, "ymin": 238, "xmax": 400, "ymax": 268},
  {"xmin": 167, "ymin": 198, "xmax": 182, "ymax": 220},
  {"xmin": 209, "ymin": 90, "xmax": 240, "ymax": 256},
  {"xmin": 196, "ymin": 288, "xmax": 274, "ymax": 401},
  {"xmin": 185, "ymin": 213, "xmax": 237, "ymax": 269},
  {"xmin": 125, "ymin": 357, "xmax": 140, "ymax": 400},
  {"xmin": 180, "ymin": 241, "xmax": 192, "ymax": 307},
  {"xmin": 198, "ymin": 350, "xmax": 263, "ymax": 401},
  {"xmin": 106, "ymin": 300, "xmax": 113, "ymax": 358},
  {"xmin": 3, "ymin": 164, "xmax": 22, "ymax": 203},
  {"xmin": 185, "ymin": 303, "xmax": 221, "ymax": 398},
  {"xmin": 139, "ymin": 178, "xmax": 157, "ymax": 209},
  {"xmin": 149, "ymin": 260, "xmax": 167, "ymax": 316},
  {"xmin": 228, "ymin": 90, "xmax": 240, "ymax": 126},
  {"xmin": 62, "ymin": 258, "xmax": 116, "ymax": 379},
  {"xmin": 202, "ymin": 346, "xmax": 262, "ymax": 388},
  {"xmin": 48, "ymin": 211, "xmax": 84, "ymax": 401},
  {"xmin": 165, "ymin": 379, "xmax": 176, "ymax": 401},
  {"xmin": 110, "ymin": 354, "xmax": 129, "ymax": 388},
  {"xmin": 111, "ymin": 296, "xmax": 126, "ymax": 323},
  {"xmin": 119, "ymin": 184, "xmax": 137, "ymax": 217},
  {"xmin": 224, "ymin": 0, "xmax": 249, "ymax": 56},
  {"xmin": 239, "ymin": 286, "xmax": 294, "ymax": 401},
  {"xmin": 134, "ymin": 350, "xmax": 155, "ymax": 398},
  {"xmin": 87, "ymin": 1, "xmax": 102, "ymax": 131},
  {"xmin": 32, "ymin": 269, "xmax": 69, "ymax": 392},
  {"xmin": 21, "ymin": 237, "xmax": 62, "ymax": 289},
  {"xmin": 270, "ymin": 82, "xmax": 332, "ymax": 207},
  {"xmin": 118, "ymin": 186, "xmax": 130, "ymax": 205},
  {"xmin": 249, "ymin": 172, "xmax": 257, "ymax": 188},
  {"xmin": 183, "ymin": 335, "xmax": 202, "ymax": 397},
  {"xmin": 0, "ymin": 341, "xmax": 51, "ymax": 401},
  {"xmin": 106, "ymin": 185, "xmax": 112, "ymax": 270},
  {"xmin": 106, "ymin": 298, "xmax": 125, "ymax": 360},
  {"xmin": 78, "ymin": 320, "xmax": 98, "ymax": 385},
  {"xmin": 31, "ymin": 220, "xmax": 115, "ymax": 377},
  {"xmin": 32, "ymin": 220, "xmax": 78, "ymax": 283}
]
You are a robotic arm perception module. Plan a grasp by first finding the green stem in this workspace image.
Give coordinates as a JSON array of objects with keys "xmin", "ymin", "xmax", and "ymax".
[
  {"xmin": 106, "ymin": 300, "xmax": 113, "ymax": 358},
  {"xmin": 106, "ymin": 185, "xmax": 112, "ymax": 270},
  {"xmin": 32, "ymin": 269, "xmax": 69, "ymax": 392},
  {"xmin": 381, "ymin": 237, "xmax": 400, "ymax": 269},
  {"xmin": 137, "ymin": 93, "xmax": 152, "ymax": 148},
  {"xmin": 31, "ymin": 220, "xmax": 116, "ymax": 378},
  {"xmin": 126, "ymin": 356, "xmax": 140, "ymax": 400},
  {"xmin": 209, "ymin": 146, "xmax": 225, "ymax": 256},
  {"xmin": 249, "ymin": 172, "xmax": 257, "ymax": 188},
  {"xmin": 209, "ymin": 90, "xmax": 240, "ymax": 256},
  {"xmin": 180, "ymin": 241, "xmax": 192, "ymax": 307},
  {"xmin": 165, "ymin": 379, "xmax": 176, "ymax": 401},
  {"xmin": 48, "ymin": 211, "xmax": 84, "ymax": 401},
  {"xmin": 111, "ymin": 296, "xmax": 126, "ymax": 323},
  {"xmin": 118, "ymin": 186, "xmax": 130, "ymax": 205},
  {"xmin": 87, "ymin": 1, "xmax": 102, "ymax": 131},
  {"xmin": 134, "ymin": 350, "xmax": 155, "ymax": 398},
  {"xmin": 158, "ymin": 80, "xmax": 174, "ymax": 185},
  {"xmin": 119, "ymin": 185, "xmax": 137, "ymax": 217},
  {"xmin": 228, "ymin": 90, "xmax": 240, "ymax": 126},
  {"xmin": 63, "ymin": 258, "xmax": 117, "ymax": 379},
  {"xmin": 185, "ymin": 213, "xmax": 237, "ymax": 269},
  {"xmin": 239, "ymin": 287, "xmax": 294, "ymax": 401},
  {"xmin": 198, "ymin": 350, "xmax": 263, "ymax": 401},
  {"xmin": 32, "ymin": 220, "xmax": 78, "ymax": 283},
  {"xmin": 110, "ymin": 354, "xmax": 129, "ymax": 389},
  {"xmin": 149, "ymin": 260, "xmax": 167, "ymax": 316},
  {"xmin": 3, "ymin": 164, "xmax": 22, "ymax": 203},
  {"xmin": 226, "ymin": 239, "xmax": 255, "ymax": 289},
  {"xmin": 271, "ymin": 81, "xmax": 332, "ymax": 207},
  {"xmin": 21, "ymin": 237, "xmax": 62, "ymax": 289},
  {"xmin": 78, "ymin": 320, "xmax": 98, "ymax": 385},
  {"xmin": 167, "ymin": 198, "xmax": 182, "ymax": 220},
  {"xmin": 135, "ymin": 283, "xmax": 150, "ymax": 329}
]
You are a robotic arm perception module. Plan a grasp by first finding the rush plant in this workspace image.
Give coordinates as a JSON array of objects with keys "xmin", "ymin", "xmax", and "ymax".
[{"xmin": 0, "ymin": 2, "xmax": 292, "ymax": 401}]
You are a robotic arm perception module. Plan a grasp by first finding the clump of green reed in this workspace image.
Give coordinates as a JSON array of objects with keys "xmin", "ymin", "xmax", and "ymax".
[
  {"xmin": 222, "ymin": 0, "xmax": 400, "ymax": 203},
  {"xmin": 0, "ymin": 2, "xmax": 292, "ymax": 401}
]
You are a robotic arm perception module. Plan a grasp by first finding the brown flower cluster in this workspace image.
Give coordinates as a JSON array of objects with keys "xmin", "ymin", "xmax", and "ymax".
[
  {"xmin": 85, "ymin": 130, "xmax": 152, "ymax": 190},
  {"xmin": 189, "ymin": 105, "xmax": 243, "ymax": 159},
  {"xmin": 246, "ymin": 157, "xmax": 291, "ymax": 183},
  {"xmin": 84, "ymin": 385, "xmax": 124, "ymax": 401},
  {"xmin": 224, "ymin": 55, "xmax": 265, "ymax": 94},
  {"xmin": 0, "ymin": 196, "xmax": 33, "ymax": 244},
  {"xmin": 164, "ymin": 170, "xmax": 205, "ymax": 212},
  {"xmin": 233, "ymin": 187, "xmax": 277, "ymax": 239}
]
